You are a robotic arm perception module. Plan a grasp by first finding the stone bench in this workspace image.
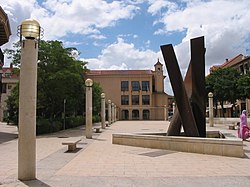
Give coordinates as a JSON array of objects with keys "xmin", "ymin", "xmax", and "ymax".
[
  {"xmin": 228, "ymin": 122, "xmax": 239, "ymax": 130},
  {"xmin": 62, "ymin": 139, "xmax": 81, "ymax": 151},
  {"xmin": 105, "ymin": 122, "xmax": 109, "ymax": 127},
  {"xmin": 94, "ymin": 126, "xmax": 101, "ymax": 133}
]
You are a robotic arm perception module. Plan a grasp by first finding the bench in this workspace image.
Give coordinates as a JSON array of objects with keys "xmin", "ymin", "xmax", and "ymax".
[
  {"xmin": 106, "ymin": 122, "xmax": 110, "ymax": 127},
  {"xmin": 62, "ymin": 139, "xmax": 81, "ymax": 151},
  {"xmin": 228, "ymin": 122, "xmax": 239, "ymax": 130},
  {"xmin": 94, "ymin": 126, "xmax": 101, "ymax": 133}
]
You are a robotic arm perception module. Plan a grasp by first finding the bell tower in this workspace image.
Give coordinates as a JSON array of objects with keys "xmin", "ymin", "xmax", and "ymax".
[{"xmin": 154, "ymin": 58, "xmax": 164, "ymax": 92}]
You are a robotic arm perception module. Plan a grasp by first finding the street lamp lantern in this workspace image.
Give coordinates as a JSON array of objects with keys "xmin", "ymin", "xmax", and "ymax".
[
  {"xmin": 208, "ymin": 92, "xmax": 213, "ymax": 98},
  {"xmin": 85, "ymin": 78, "xmax": 93, "ymax": 87},
  {"xmin": 18, "ymin": 19, "xmax": 43, "ymax": 41},
  {"xmin": 101, "ymin": 93, "xmax": 105, "ymax": 99}
]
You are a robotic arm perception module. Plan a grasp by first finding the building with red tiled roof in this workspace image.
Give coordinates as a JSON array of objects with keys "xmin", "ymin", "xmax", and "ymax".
[
  {"xmin": 210, "ymin": 54, "xmax": 250, "ymax": 75},
  {"xmin": 87, "ymin": 60, "xmax": 173, "ymax": 120},
  {"xmin": 209, "ymin": 54, "xmax": 250, "ymax": 116}
]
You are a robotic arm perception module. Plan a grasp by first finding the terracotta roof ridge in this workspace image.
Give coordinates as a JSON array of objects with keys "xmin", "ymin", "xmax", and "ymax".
[{"xmin": 221, "ymin": 54, "xmax": 243, "ymax": 67}]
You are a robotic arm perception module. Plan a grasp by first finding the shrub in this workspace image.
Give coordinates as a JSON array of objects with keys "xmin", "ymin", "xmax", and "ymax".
[{"xmin": 36, "ymin": 118, "xmax": 50, "ymax": 135}]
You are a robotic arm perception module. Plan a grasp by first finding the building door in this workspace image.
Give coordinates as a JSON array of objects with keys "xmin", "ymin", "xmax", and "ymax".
[
  {"xmin": 143, "ymin": 109, "xmax": 150, "ymax": 120},
  {"xmin": 132, "ymin": 110, "xmax": 139, "ymax": 120},
  {"xmin": 121, "ymin": 110, "xmax": 129, "ymax": 120}
]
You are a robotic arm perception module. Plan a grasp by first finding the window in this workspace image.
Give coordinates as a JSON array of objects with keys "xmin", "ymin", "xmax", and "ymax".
[
  {"xmin": 121, "ymin": 110, "xmax": 129, "ymax": 120},
  {"xmin": 8, "ymin": 85, "xmax": 12, "ymax": 90},
  {"xmin": 131, "ymin": 81, "xmax": 140, "ymax": 91},
  {"xmin": 121, "ymin": 95, "xmax": 129, "ymax": 105},
  {"xmin": 1, "ymin": 83, "xmax": 6, "ymax": 93},
  {"xmin": 142, "ymin": 81, "xmax": 150, "ymax": 91},
  {"xmin": 4, "ymin": 73, "xmax": 12, "ymax": 77},
  {"xmin": 132, "ymin": 110, "xmax": 139, "ymax": 120},
  {"xmin": 143, "ymin": 110, "xmax": 150, "ymax": 120},
  {"xmin": 121, "ymin": 81, "xmax": 129, "ymax": 91},
  {"xmin": 132, "ymin": 95, "xmax": 139, "ymax": 105},
  {"xmin": 239, "ymin": 65, "xmax": 244, "ymax": 75},
  {"xmin": 142, "ymin": 95, "xmax": 150, "ymax": 105}
]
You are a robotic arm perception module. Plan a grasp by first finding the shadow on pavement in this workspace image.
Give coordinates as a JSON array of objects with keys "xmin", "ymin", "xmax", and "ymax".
[
  {"xmin": 22, "ymin": 179, "xmax": 51, "ymax": 187},
  {"xmin": 64, "ymin": 147, "xmax": 82, "ymax": 153},
  {"xmin": 0, "ymin": 132, "xmax": 18, "ymax": 144}
]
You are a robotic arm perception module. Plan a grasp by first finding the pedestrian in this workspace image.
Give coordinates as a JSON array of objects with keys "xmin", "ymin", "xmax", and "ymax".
[{"xmin": 238, "ymin": 110, "xmax": 249, "ymax": 140}]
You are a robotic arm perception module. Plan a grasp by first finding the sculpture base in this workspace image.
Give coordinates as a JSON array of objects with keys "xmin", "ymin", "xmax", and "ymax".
[{"xmin": 112, "ymin": 131, "xmax": 244, "ymax": 158}]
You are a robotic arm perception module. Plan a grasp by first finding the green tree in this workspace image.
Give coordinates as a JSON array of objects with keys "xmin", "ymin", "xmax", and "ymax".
[
  {"xmin": 205, "ymin": 68, "xmax": 240, "ymax": 117},
  {"xmin": 5, "ymin": 84, "xmax": 19, "ymax": 125},
  {"xmin": 92, "ymin": 82, "xmax": 102, "ymax": 120},
  {"xmin": 4, "ymin": 40, "xmax": 102, "ymax": 132},
  {"xmin": 237, "ymin": 71, "xmax": 250, "ymax": 100}
]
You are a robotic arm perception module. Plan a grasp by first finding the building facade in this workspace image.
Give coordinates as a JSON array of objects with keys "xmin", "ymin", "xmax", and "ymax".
[
  {"xmin": 0, "ymin": 66, "xmax": 19, "ymax": 121},
  {"xmin": 0, "ymin": 6, "xmax": 12, "ymax": 122},
  {"xmin": 87, "ymin": 60, "xmax": 172, "ymax": 120},
  {"xmin": 210, "ymin": 54, "xmax": 250, "ymax": 116}
]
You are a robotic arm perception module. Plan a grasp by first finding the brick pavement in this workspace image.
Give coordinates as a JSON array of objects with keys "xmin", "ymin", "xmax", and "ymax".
[{"xmin": 0, "ymin": 121, "xmax": 250, "ymax": 187}]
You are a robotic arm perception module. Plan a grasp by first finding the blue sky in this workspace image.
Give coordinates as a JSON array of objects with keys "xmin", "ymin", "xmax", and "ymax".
[{"xmin": 1, "ymin": 0, "xmax": 250, "ymax": 94}]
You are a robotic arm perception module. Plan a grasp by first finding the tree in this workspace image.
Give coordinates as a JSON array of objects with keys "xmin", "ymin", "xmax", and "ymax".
[
  {"xmin": 4, "ymin": 40, "xmax": 102, "ymax": 132},
  {"xmin": 92, "ymin": 82, "xmax": 102, "ymax": 116},
  {"xmin": 237, "ymin": 71, "xmax": 250, "ymax": 100},
  {"xmin": 205, "ymin": 68, "xmax": 240, "ymax": 117}
]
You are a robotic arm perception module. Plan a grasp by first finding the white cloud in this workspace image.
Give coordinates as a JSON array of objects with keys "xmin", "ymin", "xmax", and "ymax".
[
  {"xmin": 147, "ymin": 0, "xmax": 178, "ymax": 16},
  {"xmin": 89, "ymin": 34, "xmax": 107, "ymax": 40},
  {"xmin": 149, "ymin": 0, "xmax": 250, "ymax": 74},
  {"xmin": 83, "ymin": 37, "xmax": 160, "ymax": 70},
  {"xmin": 1, "ymin": 0, "xmax": 140, "ymax": 40}
]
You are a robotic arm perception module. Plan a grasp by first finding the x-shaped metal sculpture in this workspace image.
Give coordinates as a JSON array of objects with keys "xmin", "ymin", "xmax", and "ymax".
[{"xmin": 161, "ymin": 36, "xmax": 206, "ymax": 137}]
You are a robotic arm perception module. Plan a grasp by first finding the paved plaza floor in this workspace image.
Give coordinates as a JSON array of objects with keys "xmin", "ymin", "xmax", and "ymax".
[{"xmin": 0, "ymin": 121, "xmax": 250, "ymax": 187}]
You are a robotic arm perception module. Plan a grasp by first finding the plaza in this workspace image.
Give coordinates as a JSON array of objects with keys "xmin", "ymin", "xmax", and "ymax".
[{"xmin": 0, "ymin": 120, "xmax": 250, "ymax": 187}]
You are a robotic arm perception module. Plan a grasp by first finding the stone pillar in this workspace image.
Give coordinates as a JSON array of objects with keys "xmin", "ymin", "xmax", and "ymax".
[
  {"xmin": 101, "ymin": 93, "xmax": 106, "ymax": 129},
  {"xmin": 111, "ymin": 103, "xmax": 115, "ymax": 123},
  {"xmin": 18, "ymin": 39, "xmax": 38, "ymax": 180},
  {"xmin": 164, "ymin": 105, "xmax": 167, "ymax": 121},
  {"xmin": 108, "ymin": 100, "xmax": 111, "ymax": 126},
  {"xmin": 114, "ymin": 105, "xmax": 117, "ymax": 122},
  {"xmin": 85, "ymin": 79, "xmax": 93, "ymax": 139},
  {"xmin": 208, "ymin": 92, "xmax": 214, "ymax": 127},
  {"xmin": 172, "ymin": 102, "xmax": 176, "ymax": 114}
]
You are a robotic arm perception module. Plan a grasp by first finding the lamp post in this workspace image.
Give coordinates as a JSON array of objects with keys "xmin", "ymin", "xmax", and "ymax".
[
  {"xmin": 108, "ymin": 100, "xmax": 111, "ymax": 126},
  {"xmin": 63, "ymin": 99, "xmax": 66, "ymax": 130},
  {"xmin": 85, "ymin": 78, "xmax": 93, "ymax": 139},
  {"xmin": 111, "ymin": 102, "xmax": 115, "ymax": 123},
  {"xmin": 172, "ymin": 102, "xmax": 176, "ymax": 114},
  {"xmin": 101, "ymin": 93, "xmax": 105, "ymax": 129},
  {"xmin": 164, "ymin": 105, "xmax": 167, "ymax": 121},
  {"xmin": 114, "ymin": 105, "xmax": 117, "ymax": 122},
  {"xmin": 17, "ymin": 19, "xmax": 42, "ymax": 180},
  {"xmin": 208, "ymin": 92, "xmax": 214, "ymax": 127}
]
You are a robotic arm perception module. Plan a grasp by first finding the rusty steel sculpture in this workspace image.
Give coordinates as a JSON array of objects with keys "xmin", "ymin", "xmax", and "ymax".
[{"xmin": 161, "ymin": 36, "xmax": 206, "ymax": 137}]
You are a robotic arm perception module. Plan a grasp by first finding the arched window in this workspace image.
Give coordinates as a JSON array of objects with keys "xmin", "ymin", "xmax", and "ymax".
[
  {"xmin": 121, "ymin": 110, "xmax": 129, "ymax": 120},
  {"xmin": 132, "ymin": 110, "xmax": 139, "ymax": 120},
  {"xmin": 143, "ymin": 110, "xmax": 150, "ymax": 120}
]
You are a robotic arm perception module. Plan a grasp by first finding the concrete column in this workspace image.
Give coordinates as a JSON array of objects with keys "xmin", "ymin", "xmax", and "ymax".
[
  {"xmin": 114, "ymin": 105, "xmax": 117, "ymax": 122},
  {"xmin": 101, "ymin": 93, "xmax": 106, "ymax": 129},
  {"xmin": 108, "ymin": 100, "xmax": 111, "ymax": 126},
  {"xmin": 85, "ymin": 79, "xmax": 93, "ymax": 139},
  {"xmin": 208, "ymin": 92, "xmax": 214, "ymax": 127},
  {"xmin": 164, "ymin": 105, "xmax": 167, "ymax": 121},
  {"xmin": 18, "ymin": 39, "xmax": 38, "ymax": 180},
  {"xmin": 111, "ymin": 103, "xmax": 115, "ymax": 123},
  {"xmin": 172, "ymin": 102, "xmax": 176, "ymax": 114}
]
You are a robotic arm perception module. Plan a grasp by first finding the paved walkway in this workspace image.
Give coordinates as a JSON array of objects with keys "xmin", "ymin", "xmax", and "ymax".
[{"xmin": 0, "ymin": 121, "xmax": 250, "ymax": 187}]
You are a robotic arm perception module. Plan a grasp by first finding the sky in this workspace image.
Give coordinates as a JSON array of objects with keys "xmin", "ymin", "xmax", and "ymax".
[{"xmin": 1, "ymin": 0, "xmax": 250, "ymax": 95}]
